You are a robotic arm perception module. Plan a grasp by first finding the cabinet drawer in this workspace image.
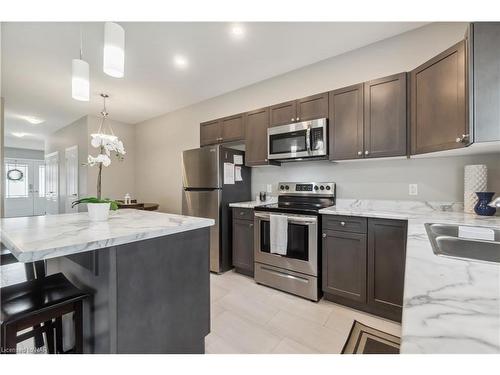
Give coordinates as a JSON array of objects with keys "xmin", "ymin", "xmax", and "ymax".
[
  {"xmin": 323, "ymin": 215, "xmax": 367, "ymax": 233},
  {"xmin": 233, "ymin": 207, "xmax": 254, "ymax": 221}
]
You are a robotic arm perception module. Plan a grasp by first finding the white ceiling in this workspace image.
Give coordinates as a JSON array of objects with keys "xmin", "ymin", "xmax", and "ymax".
[{"xmin": 1, "ymin": 22, "xmax": 427, "ymax": 149}]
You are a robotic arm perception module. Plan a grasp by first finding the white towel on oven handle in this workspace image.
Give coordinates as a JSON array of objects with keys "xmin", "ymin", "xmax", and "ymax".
[{"xmin": 270, "ymin": 214, "xmax": 288, "ymax": 255}]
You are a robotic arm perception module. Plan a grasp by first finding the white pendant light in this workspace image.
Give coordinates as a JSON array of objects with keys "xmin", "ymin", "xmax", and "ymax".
[
  {"xmin": 103, "ymin": 22, "xmax": 125, "ymax": 78},
  {"xmin": 72, "ymin": 28, "xmax": 90, "ymax": 102}
]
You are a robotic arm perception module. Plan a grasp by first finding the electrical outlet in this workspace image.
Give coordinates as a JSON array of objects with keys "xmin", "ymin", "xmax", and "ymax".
[
  {"xmin": 409, "ymin": 184, "xmax": 418, "ymax": 196},
  {"xmin": 266, "ymin": 184, "xmax": 273, "ymax": 193}
]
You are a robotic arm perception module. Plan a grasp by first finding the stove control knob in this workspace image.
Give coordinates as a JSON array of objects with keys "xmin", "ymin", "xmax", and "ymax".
[
  {"xmin": 314, "ymin": 185, "xmax": 319, "ymax": 191},
  {"xmin": 285, "ymin": 185, "xmax": 290, "ymax": 190},
  {"xmin": 326, "ymin": 186, "xmax": 331, "ymax": 191},
  {"xmin": 320, "ymin": 185, "xmax": 325, "ymax": 190},
  {"xmin": 280, "ymin": 185, "xmax": 285, "ymax": 190}
]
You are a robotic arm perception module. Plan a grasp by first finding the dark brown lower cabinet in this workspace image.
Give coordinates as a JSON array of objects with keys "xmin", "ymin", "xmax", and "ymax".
[
  {"xmin": 367, "ymin": 219, "xmax": 407, "ymax": 321},
  {"xmin": 322, "ymin": 230, "xmax": 367, "ymax": 303},
  {"xmin": 322, "ymin": 216, "xmax": 407, "ymax": 322},
  {"xmin": 232, "ymin": 208, "xmax": 255, "ymax": 277}
]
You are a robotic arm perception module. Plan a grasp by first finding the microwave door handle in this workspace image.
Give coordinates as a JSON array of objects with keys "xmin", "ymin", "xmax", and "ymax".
[{"xmin": 306, "ymin": 125, "xmax": 311, "ymax": 154}]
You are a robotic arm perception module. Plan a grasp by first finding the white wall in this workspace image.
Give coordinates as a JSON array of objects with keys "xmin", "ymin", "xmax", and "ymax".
[
  {"xmin": 87, "ymin": 116, "xmax": 136, "ymax": 200},
  {"xmin": 135, "ymin": 22, "xmax": 492, "ymax": 214},
  {"xmin": 45, "ymin": 115, "xmax": 136, "ymax": 213},
  {"xmin": 45, "ymin": 116, "xmax": 89, "ymax": 213}
]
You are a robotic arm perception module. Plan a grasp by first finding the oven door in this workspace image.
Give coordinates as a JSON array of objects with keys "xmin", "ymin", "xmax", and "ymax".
[
  {"xmin": 254, "ymin": 211, "xmax": 318, "ymax": 276},
  {"xmin": 267, "ymin": 119, "xmax": 327, "ymax": 160}
]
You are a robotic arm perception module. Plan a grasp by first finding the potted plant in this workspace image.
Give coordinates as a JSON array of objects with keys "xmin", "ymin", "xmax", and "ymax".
[{"xmin": 72, "ymin": 94, "xmax": 126, "ymax": 221}]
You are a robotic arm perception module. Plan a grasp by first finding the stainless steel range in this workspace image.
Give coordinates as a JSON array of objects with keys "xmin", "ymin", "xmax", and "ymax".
[{"xmin": 254, "ymin": 182, "xmax": 336, "ymax": 301}]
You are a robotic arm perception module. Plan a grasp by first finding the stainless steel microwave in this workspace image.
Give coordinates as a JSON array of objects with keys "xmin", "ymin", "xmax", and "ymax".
[{"xmin": 267, "ymin": 118, "xmax": 327, "ymax": 161}]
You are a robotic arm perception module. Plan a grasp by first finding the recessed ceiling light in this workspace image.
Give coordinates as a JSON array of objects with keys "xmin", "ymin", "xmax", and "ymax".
[
  {"xmin": 12, "ymin": 132, "xmax": 28, "ymax": 138},
  {"xmin": 173, "ymin": 55, "xmax": 188, "ymax": 69},
  {"xmin": 22, "ymin": 116, "xmax": 45, "ymax": 125},
  {"xmin": 230, "ymin": 24, "xmax": 245, "ymax": 39}
]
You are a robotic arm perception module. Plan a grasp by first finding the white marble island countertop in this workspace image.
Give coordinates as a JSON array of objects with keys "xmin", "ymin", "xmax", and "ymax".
[
  {"xmin": 0, "ymin": 209, "xmax": 214, "ymax": 263},
  {"xmin": 319, "ymin": 199, "xmax": 500, "ymax": 354}
]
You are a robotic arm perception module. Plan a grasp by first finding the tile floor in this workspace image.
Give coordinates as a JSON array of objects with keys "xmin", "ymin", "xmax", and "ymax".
[
  {"xmin": 1, "ymin": 264, "xmax": 401, "ymax": 354},
  {"xmin": 206, "ymin": 270, "xmax": 401, "ymax": 354}
]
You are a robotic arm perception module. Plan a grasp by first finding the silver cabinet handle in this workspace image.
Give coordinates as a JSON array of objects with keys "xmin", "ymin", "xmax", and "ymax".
[
  {"xmin": 322, "ymin": 233, "xmax": 326, "ymax": 238},
  {"xmin": 340, "ymin": 221, "xmax": 346, "ymax": 226},
  {"xmin": 364, "ymin": 150, "xmax": 369, "ymax": 155},
  {"xmin": 357, "ymin": 151, "xmax": 362, "ymax": 156},
  {"xmin": 296, "ymin": 117, "xmax": 300, "ymax": 121},
  {"xmin": 456, "ymin": 134, "xmax": 469, "ymax": 143},
  {"xmin": 249, "ymin": 223, "xmax": 254, "ymax": 228},
  {"xmin": 291, "ymin": 118, "xmax": 295, "ymax": 121}
]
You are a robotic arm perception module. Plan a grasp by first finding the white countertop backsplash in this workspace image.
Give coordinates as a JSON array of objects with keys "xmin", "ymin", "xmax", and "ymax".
[
  {"xmin": 320, "ymin": 198, "xmax": 500, "ymax": 354},
  {"xmin": 0, "ymin": 209, "xmax": 215, "ymax": 263}
]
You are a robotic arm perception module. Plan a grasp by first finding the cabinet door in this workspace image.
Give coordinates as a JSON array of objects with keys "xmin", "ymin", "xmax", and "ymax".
[
  {"xmin": 269, "ymin": 100, "xmax": 297, "ymax": 127},
  {"xmin": 473, "ymin": 22, "xmax": 500, "ymax": 142},
  {"xmin": 221, "ymin": 114, "xmax": 244, "ymax": 142},
  {"xmin": 232, "ymin": 218, "xmax": 254, "ymax": 276},
  {"xmin": 328, "ymin": 84, "xmax": 364, "ymax": 160},
  {"xmin": 410, "ymin": 40, "xmax": 468, "ymax": 154},
  {"xmin": 297, "ymin": 93, "xmax": 328, "ymax": 122},
  {"xmin": 244, "ymin": 107, "xmax": 271, "ymax": 166},
  {"xmin": 322, "ymin": 230, "xmax": 367, "ymax": 303},
  {"xmin": 364, "ymin": 73, "xmax": 407, "ymax": 158},
  {"xmin": 367, "ymin": 218, "xmax": 407, "ymax": 321},
  {"xmin": 200, "ymin": 120, "xmax": 221, "ymax": 146}
]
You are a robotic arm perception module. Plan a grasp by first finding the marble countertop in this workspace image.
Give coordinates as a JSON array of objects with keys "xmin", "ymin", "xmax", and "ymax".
[
  {"xmin": 0, "ymin": 209, "xmax": 214, "ymax": 263},
  {"xmin": 229, "ymin": 197, "xmax": 277, "ymax": 208},
  {"xmin": 319, "ymin": 199, "xmax": 500, "ymax": 354}
]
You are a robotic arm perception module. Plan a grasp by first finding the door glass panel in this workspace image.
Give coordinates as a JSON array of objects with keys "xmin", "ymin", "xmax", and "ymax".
[
  {"xmin": 269, "ymin": 130, "xmax": 307, "ymax": 155},
  {"xmin": 38, "ymin": 164, "xmax": 46, "ymax": 197},
  {"xmin": 5, "ymin": 163, "xmax": 29, "ymax": 198},
  {"xmin": 260, "ymin": 221, "xmax": 309, "ymax": 261}
]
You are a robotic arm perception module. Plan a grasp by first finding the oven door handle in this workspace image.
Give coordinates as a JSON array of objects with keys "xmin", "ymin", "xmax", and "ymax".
[{"xmin": 254, "ymin": 212, "xmax": 317, "ymax": 225}]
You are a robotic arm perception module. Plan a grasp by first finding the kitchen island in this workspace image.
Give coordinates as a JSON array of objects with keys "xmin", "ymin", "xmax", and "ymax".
[{"xmin": 0, "ymin": 209, "xmax": 214, "ymax": 354}]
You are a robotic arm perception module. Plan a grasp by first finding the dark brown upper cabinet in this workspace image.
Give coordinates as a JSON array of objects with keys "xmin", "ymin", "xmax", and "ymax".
[
  {"xmin": 200, "ymin": 119, "xmax": 222, "ymax": 146},
  {"xmin": 221, "ymin": 114, "xmax": 244, "ymax": 143},
  {"xmin": 328, "ymin": 84, "xmax": 364, "ymax": 160},
  {"xmin": 200, "ymin": 114, "xmax": 244, "ymax": 146},
  {"xmin": 269, "ymin": 100, "xmax": 297, "ymax": 127},
  {"xmin": 270, "ymin": 93, "xmax": 328, "ymax": 127},
  {"xmin": 410, "ymin": 40, "xmax": 469, "ymax": 155},
  {"xmin": 364, "ymin": 73, "xmax": 407, "ymax": 158},
  {"xmin": 296, "ymin": 93, "xmax": 329, "ymax": 122},
  {"xmin": 244, "ymin": 107, "xmax": 278, "ymax": 167}
]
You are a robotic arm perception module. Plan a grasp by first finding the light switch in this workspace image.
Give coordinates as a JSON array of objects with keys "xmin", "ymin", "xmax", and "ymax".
[
  {"xmin": 409, "ymin": 184, "xmax": 418, "ymax": 196},
  {"xmin": 266, "ymin": 184, "xmax": 273, "ymax": 193}
]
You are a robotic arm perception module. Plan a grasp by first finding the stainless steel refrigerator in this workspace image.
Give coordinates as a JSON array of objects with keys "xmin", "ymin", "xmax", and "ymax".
[{"xmin": 182, "ymin": 145, "xmax": 251, "ymax": 273}]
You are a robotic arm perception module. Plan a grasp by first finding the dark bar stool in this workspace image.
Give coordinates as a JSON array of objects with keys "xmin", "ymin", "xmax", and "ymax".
[
  {"xmin": 1, "ymin": 273, "xmax": 88, "ymax": 354},
  {"xmin": 1, "ymin": 246, "xmax": 46, "ymax": 349}
]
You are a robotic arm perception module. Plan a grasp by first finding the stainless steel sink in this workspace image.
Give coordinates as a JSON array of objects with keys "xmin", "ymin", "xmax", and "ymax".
[{"xmin": 425, "ymin": 223, "xmax": 500, "ymax": 263}]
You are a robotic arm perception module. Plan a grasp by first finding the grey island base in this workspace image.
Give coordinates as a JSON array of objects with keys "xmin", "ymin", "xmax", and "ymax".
[
  {"xmin": 0, "ymin": 210, "xmax": 214, "ymax": 354},
  {"xmin": 48, "ymin": 228, "xmax": 210, "ymax": 354}
]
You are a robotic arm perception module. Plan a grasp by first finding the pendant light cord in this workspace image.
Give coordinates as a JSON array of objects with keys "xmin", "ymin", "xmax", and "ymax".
[{"xmin": 79, "ymin": 26, "xmax": 83, "ymax": 60}]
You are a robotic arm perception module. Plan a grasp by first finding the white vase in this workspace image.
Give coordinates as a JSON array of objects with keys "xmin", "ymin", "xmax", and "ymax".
[
  {"xmin": 464, "ymin": 165, "xmax": 487, "ymax": 213},
  {"xmin": 87, "ymin": 202, "xmax": 111, "ymax": 221}
]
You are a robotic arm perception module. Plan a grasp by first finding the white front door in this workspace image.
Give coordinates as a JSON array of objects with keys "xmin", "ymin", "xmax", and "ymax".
[
  {"xmin": 65, "ymin": 145, "xmax": 79, "ymax": 213},
  {"xmin": 4, "ymin": 158, "xmax": 46, "ymax": 217},
  {"xmin": 45, "ymin": 151, "xmax": 59, "ymax": 215},
  {"xmin": 33, "ymin": 160, "xmax": 47, "ymax": 216}
]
